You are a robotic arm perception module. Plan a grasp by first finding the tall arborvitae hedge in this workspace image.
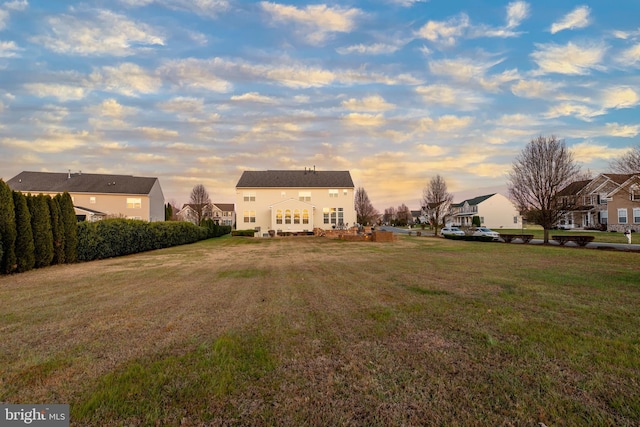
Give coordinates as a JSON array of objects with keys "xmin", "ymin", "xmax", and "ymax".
[
  {"xmin": 56, "ymin": 192, "xmax": 78, "ymax": 263},
  {"xmin": 28, "ymin": 194, "xmax": 54, "ymax": 268},
  {"xmin": 47, "ymin": 196, "xmax": 65, "ymax": 265},
  {"xmin": 0, "ymin": 180, "xmax": 17, "ymax": 274},
  {"xmin": 12, "ymin": 191, "xmax": 35, "ymax": 273}
]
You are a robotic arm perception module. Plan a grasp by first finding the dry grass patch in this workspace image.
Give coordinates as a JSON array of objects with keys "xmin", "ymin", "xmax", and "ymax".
[{"xmin": 1, "ymin": 235, "xmax": 639, "ymax": 426}]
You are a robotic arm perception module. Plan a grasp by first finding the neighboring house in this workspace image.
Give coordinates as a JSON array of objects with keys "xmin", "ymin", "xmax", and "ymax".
[
  {"xmin": 450, "ymin": 193, "xmax": 521, "ymax": 229},
  {"xmin": 235, "ymin": 169, "xmax": 356, "ymax": 235},
  {"xmin": 559, "ymin": 173, "xmax": 640, "ymax": 232},
  {"xmin": 177, "ymin": 203, "xmax": 235, "ymax": 226},
  {"xmin": 410, "ymin": 210, "xmax": 422, "ymax": 225},
  {"xmin": 7, "ymin": 171, "xmax": 165, "ymax": 222}
]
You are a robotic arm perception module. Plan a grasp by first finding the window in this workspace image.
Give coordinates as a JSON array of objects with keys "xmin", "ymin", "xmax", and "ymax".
[
  {"xmin": 618, "ymin": 208, "xmax": 628, "ymax": 224},
  {"xmin": 634, "ymin": 208, "xmax": 640, "ymax": 224},
  {"xmin": 302, "ymin": 209, "xmax": 309, "ymax": 224},
  {"xmin": 343, "ymin": 189, "xmax": 348, "ymax": 196},
  {"xmin": 281, "ymin": 191, "xmax": 286, "ymax": 198},
  {"xmin": 513, "ymin": 216, "xmax": 518, "ymax": 224},
  {"xmin": 243, "ymin": 192, "xmax": 256, "ymax": 202},
  {"xmin": 243, "ymin": 210, "xmax": 256, "ymax": 223},
  {"xmin": 294, "ymin": 209, "xmax": 300, "ymax": 224},
  {"xmin": 323, "ymin": 207, "xmax": 343, "ymax": 225},
  {"xmin": 299, "ymin": 191, "xmax": 311, "ymax": 202},
  {"xmin": 285, "ymin": 209, "xmax": 292, "ymax": 224},
  {"xmin": 276, "ymin": 210, "xmax": 283, "ymax": 224},
  {"xmin": 329, "ymin": 189, "xmax": 339, "ymax": 198},
  {"xmin": 127, "ymin": 198, "xmax": 141, "ymax": 209},
  {"xmin": 600, "ymin": 210, "xmax": 608, "ymax": 225},
  {"xmin": 90, "ymin": 196, "xmax": 96, "ymax": 204}
]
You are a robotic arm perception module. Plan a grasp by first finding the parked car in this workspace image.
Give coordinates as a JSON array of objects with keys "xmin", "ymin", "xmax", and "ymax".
[
  {"xmin": 472, "ymin": 227, "xmax": 500, "ymax": 240},
  {"xmin": 440, "ymin": 226, "xmax": 465, "ymax": 236}
]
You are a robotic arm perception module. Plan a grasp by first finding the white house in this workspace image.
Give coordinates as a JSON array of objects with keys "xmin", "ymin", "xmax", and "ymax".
[
  {"xmin": 235, "ymin": 169, "xmax": 356, "ymax": 236},
  {"xmin": 450, "ymin": 193, "xmax": 521, "ymax": 229}
]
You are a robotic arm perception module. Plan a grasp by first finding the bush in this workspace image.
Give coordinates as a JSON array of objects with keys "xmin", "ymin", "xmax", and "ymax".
[
  {"xmin": 28, "ymin": 194, "xmax": 54, "ymax": 268},
  {"xmin": 443, "ymin": 234, "xmax": 494, "ymax": 242},
  {"xmin": 12, "ymin": 191, "xmax": 35, "ymax": 273},
  {"xmin": 77, "ymin": 219, "xmax": 214, "ymax": 262},
  {"xmin": 231, "ymin": 229, "xmax": 256, "ymax": 237},
  {"xmin": 0, "ymin": 180, "xmax": 17, "ymax": 274}
]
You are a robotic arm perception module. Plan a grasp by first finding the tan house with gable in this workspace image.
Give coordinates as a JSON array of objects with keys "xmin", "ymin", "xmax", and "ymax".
[
  {"xmin": 7, "ymin": 171, "xmax": 165, "ymax": 222},
  {"xmin": 558, "ymin": 173, "xmax": 640, "ymax": 231},
  {"xmin": 177, "ymin": 203, "xmax": 235, "ymax": 226},
  {"xmin": 235, "ymin": 169, "xmax": 356, "ymax": 236}
]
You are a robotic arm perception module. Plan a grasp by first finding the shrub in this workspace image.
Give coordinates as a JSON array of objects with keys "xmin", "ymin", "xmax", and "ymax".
[
  {"xmin": 77, "ymin": 219, "xmax": 212, "ymax": 262},
  {"xmin": 48, "ymin": 197, "xmax": 66, "ymax": 265},
  {"xmin": 12, "ymin": 191, "xmax": 35, "ymax": 273},
  {"xmin": 0, "ymin": 180, "xmax": 17, "ymax": 274},
  {"xmin": 472, "ymin": 216, "xmax": 481, "ymax": 227},
  {"xmin": 28, "ymin": 194, "xmax": 54, "ymax": 268},
  {"xmin": 231, "ymin": 229, "xmax": 256, "ymax": 237},
  {"xmin": 56, "ymin": 192, "xmax": 78, "ymax": 263}
]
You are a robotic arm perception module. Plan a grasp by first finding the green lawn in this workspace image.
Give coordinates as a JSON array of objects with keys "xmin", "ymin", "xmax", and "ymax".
[{"xmin": 1, "ymin": 235, "xmax": 639, "ymax": 426}]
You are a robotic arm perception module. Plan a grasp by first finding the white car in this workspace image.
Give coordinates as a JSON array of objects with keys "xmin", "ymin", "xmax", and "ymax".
[
  {"xmin": 440, "ymin": 227, "xmax": 465, "ymax": 236},
  {"xmin": 472, "ymin": 227, "xmax": 500, "ymax": 240}
]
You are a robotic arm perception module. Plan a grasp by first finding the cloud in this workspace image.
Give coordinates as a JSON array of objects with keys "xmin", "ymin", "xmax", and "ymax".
[
  {"xmin": 91, "ymin": 63, "xmax": 161, "ymax": 96},
  {"xmin": 158, "ymin": 97, "xmax": 205, "ymax": 114},
  {"xmin": 550, "ymin": 5, "xmax": 591, "ymax": 34},
  {"xmin": 427, "ymin": 56, "xmax": 518, "ymax": 90},
  {"xmin": 531, "ymin": 41, "xmax": 606, "ymax": 75},
  {"xmin": 89, "ymin": 99, "xmax": 137, "ymax": 118},
  {"xmin": 543, "ymin": 102, "xmax": 603, "ymax": 121},
  {"xmin": 260, "ymin": 2, "xmax": 361, "ymax": 45},
  {"xmin": 231, "ymin": 92, "xmax": 278, "ymax": 103},
  {"xmin": 0, "ymin": 9, "xmax": 7, "ymax": 30},
  {"xmin": 336, "ymin": 43, "xmax": 402, "ymax": 55},
  {"xmin": 506, "ymin": 1, "xmax": 530, "ymax": 29},
  {"xmin": 571, "ymin": 141, "xmax": 629, "ymax": 162},
  {"xmin": 342, "ymin": 113, "xmax": 386, "ymax": 127},
  {"xmin": 24, "ymin": 83, "xmax": 88, "ymax": 101},
  {"xmin": 342, "ymin": 95, "xmax": 395, "ymax": 112},
  {"xmin": 511, "ymin": 79, "xmax": 562, "ymax": 98},
  {"xmin": 604, "ymin": 123, "xmax": 640, "ymax": 138},
  {"xmin": 417, "ymin": 115, "xmax": 474, "ymax": 133},
  {"xmin": 416, "ymin": 14, "xmax": 469, "ymax": 46},
  {"xmin": 617, "ymin": 43, "xmax": 640, "ymax": 67},
  {"xmin": 4, "ymin": 0, "xmax": 27, "ymax": 11},
  {"xmin": 601, "ymin": 86, "xmax": 640, "ymax": 110},
  {"xmin": 31, "ymin": 9, "xmax": 164, "ymax": 56},
  {"xmin": 136, "ymin": 126, "xmax": 180, "ymax": 139},
  {"xmin": 415, "ymin": 84, "xmax": 486, "ymax": 110},
  {"xmin": 0, "ymin": 40, "xmax": 21, "ymax": 57},
  {"xmin": 2, "ymin": 130, "xmax": 89, "ymax": 153}
]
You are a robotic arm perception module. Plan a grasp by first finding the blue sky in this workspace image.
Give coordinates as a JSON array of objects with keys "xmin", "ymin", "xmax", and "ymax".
[{"xmin": 1, "ymin": 0, "xmax": 639, "ymax": 209}]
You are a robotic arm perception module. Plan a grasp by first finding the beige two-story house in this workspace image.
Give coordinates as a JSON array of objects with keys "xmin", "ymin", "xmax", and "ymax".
[
  {"xmin": 7, "ymin": 171, "xmax": 165, "ymax": 222},
  {"xmin": 235, "ymin": 169, "xmax": 356, "ymax": 236},
  {"xmin": 177, "ymin": 203, "xmax": 235, "ymax": 226},
  {"xmin": 450, "ymin": 193, "xmax": 521, "ymax": 229}
]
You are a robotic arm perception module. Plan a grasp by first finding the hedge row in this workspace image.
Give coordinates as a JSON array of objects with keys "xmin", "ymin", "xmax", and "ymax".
[{"xmin": 77, "ymin": 219, "xmax": 231, "ymax": 262}]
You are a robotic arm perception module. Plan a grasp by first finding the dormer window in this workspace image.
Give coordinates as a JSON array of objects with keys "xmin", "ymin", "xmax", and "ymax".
[{"xmin": 631, "ymin": 184, "xmax": 640, "ymax": 201}]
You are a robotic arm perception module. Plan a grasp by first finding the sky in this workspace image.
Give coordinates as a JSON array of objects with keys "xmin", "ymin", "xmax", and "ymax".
[{"xmin": 1, "ymin": 0, "xmax": 639, "ymax": 210}]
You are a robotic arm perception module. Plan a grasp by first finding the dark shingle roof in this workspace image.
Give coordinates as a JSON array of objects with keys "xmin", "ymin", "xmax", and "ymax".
[
  {"xmin": 213, "ymin": 203, "xmax": 235, "ymax": 211},
  {"xmin": 558, "ymin": 179, "xmax": 591, "ymax": 197},
  {"xmin": 452, "ymin": 194, "xmax": 495, "ymax": 207},
  {"xmin": 236, "ymin": 170, "xmax": 354, "ymax": 188},
  {"xmin": 7, "ymin": 171, "xmax": 158, "ymax": 195}
]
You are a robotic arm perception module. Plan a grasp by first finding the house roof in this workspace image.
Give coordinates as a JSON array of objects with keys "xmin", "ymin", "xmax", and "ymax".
[
  {"xmin": 236, "ymin": 170, "xmax": 354, "ymax": 188},
  {"xmin": 7, "ymin": 171, "xmax": 159, "ymax": 195},
  {"xmin": 452, "ymin": 193, "xmax": 495, "ymax": 208},
  {"xmin": 602, "ymin": 173, "xmax": 635, "ymax": 185},
  {"xmin": 558, "ymin": 179, "xmax": 591, "ymax": 197},
  {"xmin": 213, "ymin": 203, "xmax": 235, "ymax": 211}
]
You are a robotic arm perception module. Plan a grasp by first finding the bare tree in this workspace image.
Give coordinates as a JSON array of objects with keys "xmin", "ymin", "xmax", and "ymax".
[
  {"xmin": 189, "ymin": 184, "xmax": 211, "ymax": 226},
  {"xmin": 396, "ymin": 203, "xmax": 411, "ymax": 226},
  {"xmin": 422, "ymin": 175, "xmax": 453, "ymax": 236},
  {"xmin": 383, "ymin": 206, "xmax": 396, "ymax": 225},
  {"xmin": 508, "ymin": 135, "xmax": 580, "ymax": 243},
  {"xmin": 610, "ymin": 145, "xmax": 640, "ymax": 173},
  {"xmin": 354, "ymin": 187, "xmax": 379, "ymax": 225}
]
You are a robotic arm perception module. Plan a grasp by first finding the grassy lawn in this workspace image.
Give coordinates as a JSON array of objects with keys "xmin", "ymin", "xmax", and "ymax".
[{"xmin": 1, "ymin": 235, "xmax": 639, "ymax": 426}]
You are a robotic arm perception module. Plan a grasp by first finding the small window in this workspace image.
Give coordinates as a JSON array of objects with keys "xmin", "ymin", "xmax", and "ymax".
[
  {"xmin": 618, "ymin": 208, "xmax": 628, "ymax": 224},
  {"xmin": 127, "ymin": 198, "xmax": 141, "ymax": 209},
  {"xmin": 513, "ymin": 216, "xmax": 518, "ymax": 224},
  {"xmin": 276, "ymin": 210, "xmax": 283, "ymax": 224},
  {"xmin": 285, "ymin": 209, "xmax": 292, "ymax": 224},
  {"xmin": 302, "ymin": 209, "xmax": 309, "ymax": 224},
  {"xmin": 299, "ymin": 191, "xmax": 311, "ymax": 202},
  {"xmin": 281, "ymin": 191, "xmax": 286, "ymax": 198},
  {"xmin": 343, "ymin": 189, "xmax": 348, "ymax": 196},
  {"xmin": 243, "ymin": 192, "xmax": 255, "ymax": 202},
  {"xmin": 329, "ymin": 189, "xmax": 339, "ymax": 198},
  {"xmin": 243, "ymin": 210, "xmax": 256, "ymax": 223},
  {"xmin": 634, "ymin": 208, "xmax": 640, "ymax": 224},
  {"xmin": 90, "ymin": 196, "xmax": 96, "ymax": 204},
  {"xmin": 294, "ymin": 209, "xmax": 300, "ymax": 224}
]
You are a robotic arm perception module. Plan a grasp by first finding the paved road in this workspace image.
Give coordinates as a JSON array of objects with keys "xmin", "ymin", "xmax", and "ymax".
[{"xmin": 378, "ymin": 226, "xmax": 640, "ymax": 252}]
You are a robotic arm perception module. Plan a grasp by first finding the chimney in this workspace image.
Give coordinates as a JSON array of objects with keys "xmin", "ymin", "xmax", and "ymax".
[
  {"xmin": 68, "ymin": 169, "xmax": 71, "ymax": 179},
  {"xmin": 313, "ymin": 165, "xmax": 316, "ymax": 174}
]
